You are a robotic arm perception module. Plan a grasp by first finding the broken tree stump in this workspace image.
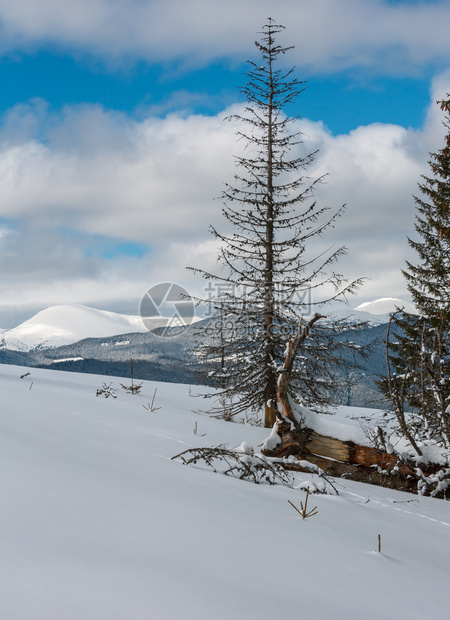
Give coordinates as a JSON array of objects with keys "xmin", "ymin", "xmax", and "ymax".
[{"xmin": 260, "ymin": 313, "xmax": 447, "ymax": 496}]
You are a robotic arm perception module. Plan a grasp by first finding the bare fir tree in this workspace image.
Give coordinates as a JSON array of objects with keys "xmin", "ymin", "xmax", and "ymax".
[{"xmin": 191, "ymin": 19, "xmax": 365, "ymax": 426}]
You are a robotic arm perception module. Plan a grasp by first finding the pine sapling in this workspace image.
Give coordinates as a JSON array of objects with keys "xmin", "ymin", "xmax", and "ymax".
[
  {"xmin": 120, "ymin": 358, "xmax": 143, "ymax": 395},
  {"xmin": 143, "ymin": 388, "xmax": 161, "ymax": 411},
  {"xmin": 288, "ymin": 488, "xmax": 318, "ymax": 520}
]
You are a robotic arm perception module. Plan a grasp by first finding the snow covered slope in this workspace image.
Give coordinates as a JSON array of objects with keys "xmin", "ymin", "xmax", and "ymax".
[
  {"xmin": 355, "ymin": 297, "xmax": 416, "ymax": 315},
  {"xmin": 1, "ymin": 304, "xmax": 149, "ymax": 351},
  {"xmin": 1, "ymin": 365, "xmax": 449, "ymax": 620}
]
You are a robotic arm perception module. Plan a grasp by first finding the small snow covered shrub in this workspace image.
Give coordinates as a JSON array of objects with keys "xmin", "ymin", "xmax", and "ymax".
[
  {"xmin": 172, "ymin": 444, "xmax": 339, "ymax": 496},
  {"xmin": 96, "ymin": 383, "xmax": 117, "ymax": 399},
  {"xmin": 295, "ymin": 480, "xmax": 327, "ymax": 495},
  {"xmin": 171, "ymin": 445, "xmax": 294, "ymax": 486},
  {"xmin": 416, "ymin": 467, "xmax": 450, "ymax": 498}
]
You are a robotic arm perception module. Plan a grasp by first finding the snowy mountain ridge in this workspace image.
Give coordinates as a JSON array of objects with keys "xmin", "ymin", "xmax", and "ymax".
[
  {"xmin": 0, "ymin": 303, "xmax": 205, "ymax": 352},
  {"xmin": 0, "ymin": 304, "xmax": 149, "ymax": 352},
  {"xmin": 1, "ymin": 298, "xmax": 402, "ymax": 353},
  {"xmin": 354, "ymin": 296, "xmax": 416, "ymax": 316}
]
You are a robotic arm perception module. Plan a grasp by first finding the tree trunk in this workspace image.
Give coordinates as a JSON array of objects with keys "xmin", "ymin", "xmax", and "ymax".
[
  {"xmin": 264, "ymin": 402, "xmax": 278, "ymax": 428},
  {"xmin": 263, "ymin": 314, "xmax": 323, "ymax": 454}
]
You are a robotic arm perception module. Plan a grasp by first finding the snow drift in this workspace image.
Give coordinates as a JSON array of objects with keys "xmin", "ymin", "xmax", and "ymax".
[{"xmin": 1, "ymin": 364, "xmax": 449, "ymax": 620}]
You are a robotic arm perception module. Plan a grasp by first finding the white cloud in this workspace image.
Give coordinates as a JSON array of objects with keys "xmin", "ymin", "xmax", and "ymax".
[
  {"xmin": 0, "ymin": 101, "xmax": 238, "ymax": 242},
  {"xmin": 0, "ymin": 1, "xmax": 449, "ymax": 74},
  {"xmin": 0, "ymin": 72, "xmax": 450, "ymax": 326}
]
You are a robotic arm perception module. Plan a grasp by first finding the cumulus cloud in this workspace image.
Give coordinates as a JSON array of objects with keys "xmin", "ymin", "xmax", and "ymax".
[
  {"xmin": 0, "ymin": 100, "xmax": 239, "ymax": 241},
  {"xmin": 0, "ymin": 71, "xmax": 450, "ymax": 326},
  {"xmin": 0, "ymin": 0, "xmax": 449, "ymax": 75}
]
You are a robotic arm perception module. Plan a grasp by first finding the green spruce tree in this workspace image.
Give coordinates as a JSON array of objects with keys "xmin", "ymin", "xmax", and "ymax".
[{"xmin": 382, "ymin": 95, "xmax": 450, "ymax": 450}]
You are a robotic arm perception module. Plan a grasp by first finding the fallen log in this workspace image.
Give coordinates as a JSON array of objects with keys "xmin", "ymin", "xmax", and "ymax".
[
  {"xmin": 306, "ymin": 430, "xmax": 415, "ymax": 475},
  {"xmin": 260, "ymin": 314, "xmax": 448, "ymax": 497},
  {"xmin": 263, "ymin": 426, "xmax": 445, "ymax": 495}
]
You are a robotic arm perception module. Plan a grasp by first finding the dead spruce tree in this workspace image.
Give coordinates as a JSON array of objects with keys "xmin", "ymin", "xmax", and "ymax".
[{"xmin": 191, "ymin": 19, "xmax": 365, "ymax": 427}]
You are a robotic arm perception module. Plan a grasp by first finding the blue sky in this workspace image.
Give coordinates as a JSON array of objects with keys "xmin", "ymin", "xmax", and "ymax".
[
  {"xmin": 0, "ymin": 0, "xmax": 450, "ymax": 326},
  {"xmin": 0, "ymin": 47, "xmax": 435, "ymax": 133}
]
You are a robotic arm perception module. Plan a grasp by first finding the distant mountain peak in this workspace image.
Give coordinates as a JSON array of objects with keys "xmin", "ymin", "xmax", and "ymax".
[
  {"xmin": 1, "ymin": 304, "xmax": 148, "ymax": 352},
  {"xmin": 354, "ymin": 297, "xmax": 416, "ymax": 316}
]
